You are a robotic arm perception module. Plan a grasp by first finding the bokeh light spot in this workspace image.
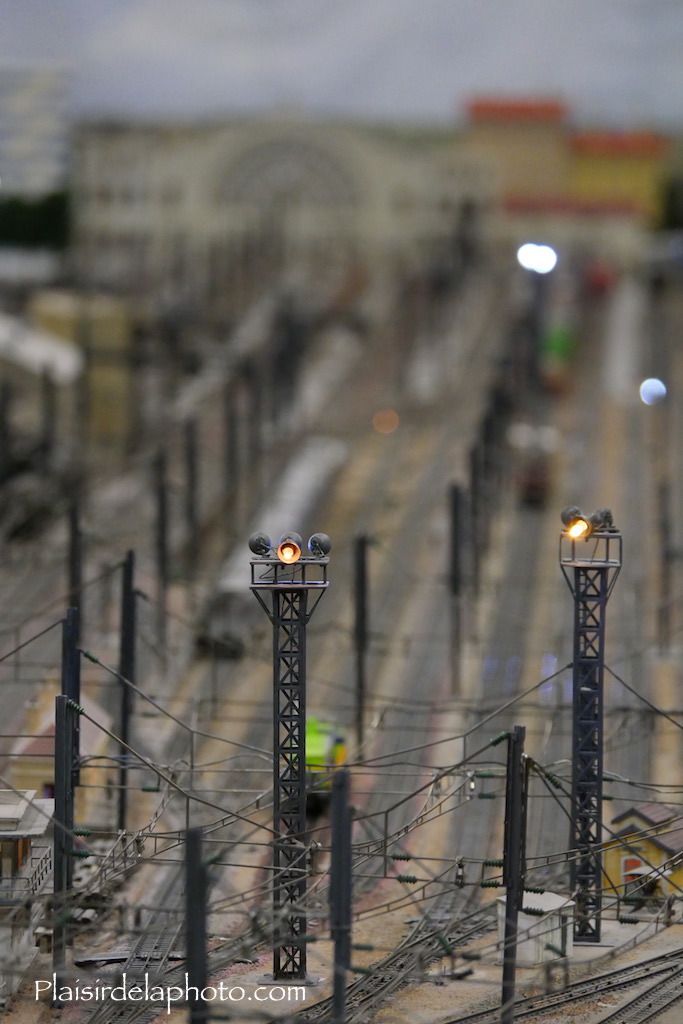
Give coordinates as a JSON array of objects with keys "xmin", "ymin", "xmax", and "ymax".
[
  {"xmin": 372, "ymin": 408, "xmax": 400, "ymax": 434},
  {"xmin": 639, "ymin": 378, "xmax": 667, "ymax": 405},
  {"xmin": 516, "ymin": 242, "xmax": 558, "ymax": 274}
]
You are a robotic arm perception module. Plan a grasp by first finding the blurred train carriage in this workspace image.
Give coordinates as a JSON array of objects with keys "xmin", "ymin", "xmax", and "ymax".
[
  {"xmin": 508, "ymin": 421, "xmax": 560, "ymax": 507},
  {"xmin": 306, "ymin": 717, "xmax": 347, "ymax": 818},
  {"xmin": 539, "ymin": 322, "xmax": 577, "ymax": 394},
  {"xmin": 538, "ymin": 268, "xmax": 579, "ymax": 394},
  {"xmin": 195, "ymin": 435, "xmax": 348, "ymax": 658}
]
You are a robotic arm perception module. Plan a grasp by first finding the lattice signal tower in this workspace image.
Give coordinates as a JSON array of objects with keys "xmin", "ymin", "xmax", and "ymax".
[
  {"xmin": 250, "ymin": 530, "xmax": 330, "ymax": 980},
  {"xmin": 560, "ymin": 507, "xmax": 621, "ymax": 942}
]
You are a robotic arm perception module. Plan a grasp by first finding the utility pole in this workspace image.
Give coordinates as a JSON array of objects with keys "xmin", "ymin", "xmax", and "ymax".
[
  {"xmin": 184, "ymin": 418, "xmax": 199, "ymax": 573},
  {"xmin": 118, "ymin": 550, "xmax": 136, "ymax": 833},
  {"xmin": 186, "ymin": 827, "xmax": 208, "ymax": 1024},
  {"xmin": 478, "ymin": 412, "xmax": 495, "ymax": 551},
  {"xmin": 61, "ymin": 607, "xmax": 81, "ymax": 784},
  {"xmin": 560, "ymin": 508, "xmax": 621, "ymax": 942},
  {"xmin": 501, "ymin": 725, "xmax": 527, "ymax": 1024},
  {"xmin": 330, "ymin": 769, "xmax": 352, "ymax": 1024},
  {"xmin": 53, "ymin": 695, "xmax": 78, "ymax": 995},
  {"xmin": 223, "ymin": 381, "xmax": 239, "ymax": 506},
  {"xmin": 153, "ymin": 447, "xmax": 169, "ymax": 652},
  {"xmin": 353, "ymin": 535, "xmax": 369, "ymax": 753},
  {"xmin": 657, "ymin": 478, "xmax": 672, "ymax": 652},
  {"xmin": 468, "ymin": 444, "xmax": 481, "ymax": 599},
  {"xmin": 528, "ymin": 271, "xmax": 548, "ymax": 389},
  {"xmin": 76, "ymin": 307, "xmax": 92, "ymax": 456},
  {"xmin": 67, "ymin": 496, "xmax": 83, "ymax": 642},
  {"xmin": 250, "ymin": 531, "xmax": 330, "ymax": 980},
  {"xmin": 448, "ymin": 484, "xmax": 465, "ymax": 695}
]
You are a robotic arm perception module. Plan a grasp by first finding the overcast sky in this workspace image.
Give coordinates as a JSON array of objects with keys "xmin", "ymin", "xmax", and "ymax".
[{"xmin": 1, "ymin": 0, "xmax": 681, "ymax": 127}]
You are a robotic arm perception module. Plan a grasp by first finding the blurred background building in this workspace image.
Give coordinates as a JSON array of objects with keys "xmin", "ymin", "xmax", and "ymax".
[
  {"xmin": 68, "ymin": 96, "xmax": 680, "ymax": 327},
  {"xmin": 70, "ymin": 116, "xmax": 494, "ymax": 320},
  {"xmin": 0, "ymin": 65, "xmax": 70, "ymax": 196},
  {"xmin": 463, "ymin": 97, "xmax": 671, "ymax": 259},
  {"xmin": 0, "ymin": 65, "xmax": 71, "ymax": 290}
]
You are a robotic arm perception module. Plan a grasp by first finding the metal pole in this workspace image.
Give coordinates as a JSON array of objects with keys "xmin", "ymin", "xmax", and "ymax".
[
  {"xmin": 353, "ymin": 535, "xmax": 368, "ymax": 753},
  {"xmin": 67, "ymin": 497, "xmax": 83, "ymax": 641},
  {"xmin": 153, "ymin": 447, "xmax": 169, "ymax": 652},
  {"xmin": 61, "ymin": 607, "xmax": 81, "ymax": 784},
  {"xmin": 271, "ymin": 587, "xmax": 309, "ymax": 980},
  {"xmin": 501, "ymin": 725, "xmax": 527, "ymax": 1024},
  {"xmin": 184, "ymin": 418, "xmax": 199, "ymax": 572},
  {"xmin": 117, "ymin": 550, "xmax": 136, "ymax": 832},
  {"xmin": 448, "ymin": 484, "xmax": 464, "ymax": 695},
  {"xmin": 53, "ymin": 695, "xmax": 76, "ymax": 994},
  {"xmin": 469, "ymin": 444, "xmax": 481, "ymax": 599},
  {"xmin": 251, "ymin": 546, "xmax": 330, "ymax": 980},
  {"xmin": 561, "ymin": 522, "xmax": 621, "ymax": 943},
  {"xmin": 186, "ymin": 827, "xmax": 208, "ymax": 1024},
  {"xmin": 187, "ymin": 706, "xmax": 197, "ymax": 834},
  {"xmin": 53, "ymin": 696, "xmax": 68, "ymax": 994},
  {"xmin": 657, "ymin": 478, "xmax": 671, "ymax": 652},
  {"xmin": 528, "ymin": 272, "xmax": 547, "ymax": 388},
  {"xmin": 331, "ymin": 769, "xmax": 352, "ymax": 1024},
  {"xmin": 479, "ymin": 413, "xmax": 495, "ymax": 550},
  {"xmin": 224, "ymin": 382, "xmax": 239, "ymax": 503},
  {"xmin": 99, "ymin": 560, "xmax": 114, "ymax": 634},
  {"xmin": 77, "ymin": 317, "xmax": 92, "ymax": 453},
  {"xmin": 570, "ymin": 563, "xmax": 608, "ymax": 942}
]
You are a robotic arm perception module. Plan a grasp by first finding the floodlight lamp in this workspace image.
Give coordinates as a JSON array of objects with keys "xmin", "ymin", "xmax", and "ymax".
[
  {"xmin": 567, "ymin": 517, "xmax": 591, "ymax": 540},
  {"xmin": 560, "ymin": 507, "xmax": 592, "ymax": 540},
  {"xmin": 307, "ymin": 532, "xmax": 331, "ymax": 557},
  {"xmin": 277, "ymin": 532, "xmax": 303, "ymax": 564},
  {"xmin": 560, "ymin": 506, "xmax": 581, "ymax": 527},
  {"xmin": 248, "ymin": 532, "xmax": 272, "ymax": 556},
  {"xmin": 590, "ymin": 508, "xmax": 614, "ymax": 531}
]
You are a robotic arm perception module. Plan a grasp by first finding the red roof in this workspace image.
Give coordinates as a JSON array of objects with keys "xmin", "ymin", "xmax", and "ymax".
[
  {"xmin": 467, "ymin": 97, "xmax": 567, "ymax": 124},
  {"xmin": 571, "ymin": 131, "xmax": 670, "ymax": 157},
  {"xmin": 613, "ymin": 803, "xmax": 678, "ymax": 827}
]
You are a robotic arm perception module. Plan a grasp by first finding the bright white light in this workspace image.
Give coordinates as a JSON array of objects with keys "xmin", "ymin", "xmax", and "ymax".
[
  {"xmin": 516, "ymin": 244, "xmax": 538, "ymax": 271},
  {"xmin": 534, "ymin": 245, "xmax": 558, "ymax": 273},
  {"xmin": 516, "ymin": 242, "xmax": 558, "ymax": 274},
  {"xmin": 639, "ymin": 378, "xmax": 667, "ymax": 405}
]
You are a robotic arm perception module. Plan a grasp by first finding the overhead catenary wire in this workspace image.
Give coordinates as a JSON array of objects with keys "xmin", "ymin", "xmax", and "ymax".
[
  {"xmin": 80, "ymin": 647, "xmax": 272, "ymax": 760},
  {"xmin": 7, "ymin": 565, "xmax": 683, "ymax": 1003}
]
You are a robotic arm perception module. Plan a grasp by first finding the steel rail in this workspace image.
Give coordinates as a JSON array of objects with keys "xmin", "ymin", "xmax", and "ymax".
[{"xmin": 443, "ymin": 950, "xmax": 683, "ymax": 1024}]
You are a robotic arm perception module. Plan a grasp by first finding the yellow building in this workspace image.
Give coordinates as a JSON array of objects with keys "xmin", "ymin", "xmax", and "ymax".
[
  {"xmin": 604, "ymin": 802, "xmax": 683, "ymax": 905},
  {"xmin": 462, "ymin": 96, "xmax": 672, "ymax": 229},
  {"xmin": 570, "ymin": 131, "xmax": 670, "ymax": 223},
  {"xmin": 27, "ymin": 289, "xmax": 134, "ymax": 452},
  {"xmin": 465, "ymin": 97, "xmax": 570, "ymax": 201}
]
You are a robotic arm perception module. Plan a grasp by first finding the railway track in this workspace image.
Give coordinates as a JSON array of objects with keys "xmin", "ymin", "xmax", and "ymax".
[
  {"xmin": 442, "ymin": 948, "xmax": 683, "ymax": 1024},
  {"xmin": 85, "ymin": 868, "xmax": 185, "ymax": 1024},
  {"xmin": 75, "ymin": 271, "xmax": 509, "ymax": 1024},
  {"xmin": 594, "ymin": 959, "xmax": 683, "ymax": 1024},
  {"xmin": 299, "ymin": 897, "xmax": 497, "ymax": 1024},
  {"xmin": 76, "ymin": 265, "xmax": 667, "ymax": 1024}
]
